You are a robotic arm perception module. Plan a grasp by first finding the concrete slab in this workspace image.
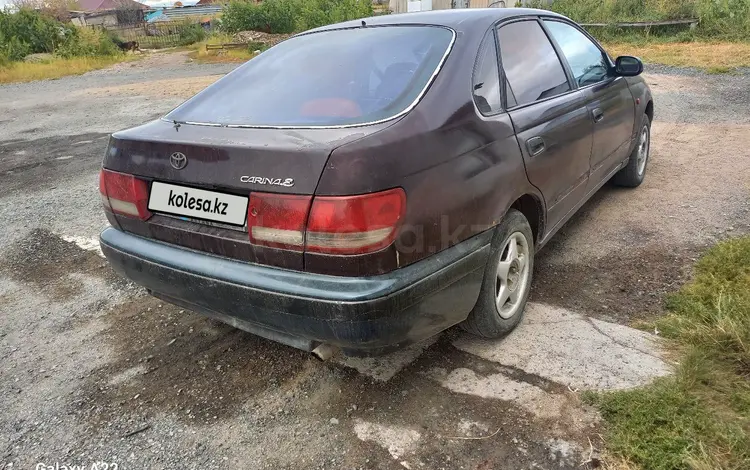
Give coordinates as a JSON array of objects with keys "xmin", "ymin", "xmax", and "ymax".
[
  {"xmin": 453, "ymin": 302, "xmax": 672, "ymax": 390},
  {"xmin": 426, "ymin": 367, "xmax": 564, "ymax": 418}
]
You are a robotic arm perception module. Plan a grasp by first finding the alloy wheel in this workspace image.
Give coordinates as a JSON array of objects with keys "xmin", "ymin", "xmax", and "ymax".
[
  {"xmin": 636, "ymin": 124, "xmax": 650, "ymax": 176},
  {"xmin": 495, "ymin": 232, "xmax": 531, "ymax": 319}
]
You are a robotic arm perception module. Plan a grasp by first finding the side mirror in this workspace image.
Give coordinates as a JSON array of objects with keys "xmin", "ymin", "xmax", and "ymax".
[{"xmin": 615, "ymin": 56, "xmax": 644, "ymax": 76}]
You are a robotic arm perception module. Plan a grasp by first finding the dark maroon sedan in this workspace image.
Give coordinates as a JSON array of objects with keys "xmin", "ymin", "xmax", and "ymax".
[{"xmin": 99, "ymin": 8, "xmax": 653, "ymax": 357}]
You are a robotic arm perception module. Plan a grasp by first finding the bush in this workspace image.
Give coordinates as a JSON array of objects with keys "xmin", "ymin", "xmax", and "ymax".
[
  {"xmin": 221, "ymin": 0, "xmax": 297, "ymax": 34},
  {"xmin": 55, "ymin": 26, "xmax": 120, "ymax": 58},
  {"xmin": 296, "ymin": 0, "xmax": 373, "ymax": 30},
  {"xmin": 0, "ymin": 9, "xmax": 123, "ymax": 63},
  {"xmin": 176, "ymin": 20, "xmax": 207, "ymax": 46},
  {"xmin": 0, "ymin": 8, "xmax": 61, "ymax": 60},
  {"xmin": 221, "ymin": 0, "xmax": 373, "ymax": 34}
]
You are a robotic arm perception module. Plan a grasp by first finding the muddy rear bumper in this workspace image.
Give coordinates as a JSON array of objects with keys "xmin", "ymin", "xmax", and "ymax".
[{"xmin": 99, "ymin": 227, "xmax": 490, "ymax": 354}]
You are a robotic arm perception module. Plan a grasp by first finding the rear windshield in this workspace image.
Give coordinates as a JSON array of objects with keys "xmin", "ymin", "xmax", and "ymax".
[{"xmin": 166, "ymin": 25, "xmax": 454, "ymax": 128}]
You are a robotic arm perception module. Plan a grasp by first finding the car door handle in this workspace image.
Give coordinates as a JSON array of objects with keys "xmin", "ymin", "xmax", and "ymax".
[
  {"xmin": 526, "ymin": 136, "xmax": 546, "ymax": 157},
  {"xmin": 591, "ymin": 108, "xmax": 604, "ymax": 123}
]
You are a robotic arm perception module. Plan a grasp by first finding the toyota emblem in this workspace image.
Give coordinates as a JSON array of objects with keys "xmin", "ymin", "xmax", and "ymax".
[{"xmin": 170, "ymin": 152, "xmax": 187, "ymax": 170}]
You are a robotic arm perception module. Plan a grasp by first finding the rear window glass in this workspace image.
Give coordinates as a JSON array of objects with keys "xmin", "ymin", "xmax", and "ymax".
[{"xmin": 166, "ymin": 26, "xmax": 454, "ymax": 127}]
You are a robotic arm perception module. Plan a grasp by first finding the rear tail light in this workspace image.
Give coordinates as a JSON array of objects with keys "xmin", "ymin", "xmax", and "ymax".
[
  {"xmin": 248, "ymin": 193, "xmax": 312, "ymax": 251},
  {"xmin": 247, "ymin": 188, "xmax": 406, "ymax": 255},
  {"xmin": 99, "ymin": 169, "xmax": 151, "ymax": 220},
  {"xmin": 306, "ymin": 189, "xmax": 406, "ymax": 254}
]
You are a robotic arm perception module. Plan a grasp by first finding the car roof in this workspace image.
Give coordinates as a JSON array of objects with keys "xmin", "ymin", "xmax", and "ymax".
[{"xmin": 306, "ymin": 8, "xmax": 568, "ymax": 35}]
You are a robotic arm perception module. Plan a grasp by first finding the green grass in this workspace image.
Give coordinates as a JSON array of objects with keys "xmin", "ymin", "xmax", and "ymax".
[{"xmin": 587, "ymin": 237, "xmax": 750, "ymax": 469}]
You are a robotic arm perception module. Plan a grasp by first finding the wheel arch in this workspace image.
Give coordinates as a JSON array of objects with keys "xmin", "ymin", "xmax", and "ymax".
[
  {"xmin": 507, "ymin": 193, "xmax": 545, "ymax": 246},
  {"xmin": 645, "ymin": 100, "xmax": 654, "ymax": 123}
]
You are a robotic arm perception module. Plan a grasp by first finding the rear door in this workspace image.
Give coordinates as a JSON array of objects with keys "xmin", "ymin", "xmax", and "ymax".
[
  {"xmin": 543, "ymin": 19, "xmax": 636, "ymax": 186},
  {"xmin": 499, "ymin": 19, "xmax": 594, "ymax": 233}
]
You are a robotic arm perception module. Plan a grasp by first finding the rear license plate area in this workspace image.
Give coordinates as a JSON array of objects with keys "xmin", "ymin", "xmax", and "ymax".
[{"xmin": 148, "ymin": 182, "xmax": 249, "ymax": 227}]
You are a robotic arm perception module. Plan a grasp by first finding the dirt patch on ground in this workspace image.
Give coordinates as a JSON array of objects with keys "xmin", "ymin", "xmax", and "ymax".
[
  {"xmin": 0, "ymin": 133, "xmax": 111, "ymax": 197},
  {"xmin": 77, "ymin": 75, "xmax": 221, "ymax": 100},
  {"xmin": 103, "ymin": 49, "xmax": 192, "ymax": 72},
  {"xmin": 533, "ymin": 225, "xmax": 701, "ymax": 323},
  {"xmin": 80, "ymin": 296, "xmax": 311, "ymax": 427},
  {"xmin": 75, "ymin": 303, "xmax": 599, "ymax": 468},
  {"xmin": 0, "ymin": 229, "xmax": 118, "ymax": 301}
]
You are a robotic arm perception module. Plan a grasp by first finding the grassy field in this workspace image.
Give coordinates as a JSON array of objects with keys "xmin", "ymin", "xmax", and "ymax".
[
  {"xmin": 0, "ymin": 55, "xmax": 136, "ymax": 84},
  {"xmin": 186, "ymin": 31, "xmax": 750, "ymax": 71},
  {"xmin": 601, "ymin": 41, "xmax": 750, "ymax": 72},
  {"xmin": 586, "ymin": 236, "xmax": 750, "ymax": 469}
]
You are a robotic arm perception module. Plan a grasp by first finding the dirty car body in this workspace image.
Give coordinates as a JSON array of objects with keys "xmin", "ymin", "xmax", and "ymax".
[{"xmin": 99, "ymin": 9, "xmax": 653, "ymax": 355}]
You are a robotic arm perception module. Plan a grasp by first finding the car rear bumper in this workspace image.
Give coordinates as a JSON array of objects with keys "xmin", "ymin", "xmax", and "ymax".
[{"xmin": 99, "ymin": 227, "xmax": 491, "ymax": 354}]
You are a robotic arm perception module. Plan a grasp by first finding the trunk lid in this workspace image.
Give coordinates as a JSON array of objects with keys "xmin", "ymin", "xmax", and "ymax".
[
  {"xmin": 105, "ymin": 119, "xmax": 375, "ymax": 194},
  {"xmin": 103, "ymin": 119, "xmax": 387, "ymax": 269}
]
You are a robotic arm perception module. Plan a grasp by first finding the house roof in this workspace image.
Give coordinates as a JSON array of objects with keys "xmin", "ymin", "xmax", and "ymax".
[{"xmin": 77, "ymin": 0, "xmax": 149, "ymax": 11}]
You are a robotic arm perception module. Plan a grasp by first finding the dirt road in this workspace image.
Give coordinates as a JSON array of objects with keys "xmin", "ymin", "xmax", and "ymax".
[{"xmin": 1, "ymin": 53, "xmax": 748, "ymax": 470}]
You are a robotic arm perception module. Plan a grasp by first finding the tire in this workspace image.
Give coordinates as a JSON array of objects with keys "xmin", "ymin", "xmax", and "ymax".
[
  {"xmin": 612, "ymin": 114, "xmax": 651, "ymax": 187},
  {"xmin": 460, "ymin": 209, "xmax": 534, "ymax": 338}
]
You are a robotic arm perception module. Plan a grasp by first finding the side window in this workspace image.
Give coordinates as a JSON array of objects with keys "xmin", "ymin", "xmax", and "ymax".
[
  {"xmin": 472, "ymin": 31, "xmax": 503, "ymax": 115},
  {"xmin": 544, "ymin": 20, "xmax": 610, "ymax": 87},
  {"xmin": 496, "ymin": 20, "xmax": 571, "ymax": 107}
]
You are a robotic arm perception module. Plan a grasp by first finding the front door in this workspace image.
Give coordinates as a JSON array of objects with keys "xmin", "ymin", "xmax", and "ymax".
[
  {"xmin": 498, "ymin": 19, "xmax": 593, "ymax": 233},
  {"xmin": 543, "ymin": 19, "xmax": 636, "ymax": 186},
  {"xmin": 583, "ymin": 78, "xmax": 636, "ymax": 183}
]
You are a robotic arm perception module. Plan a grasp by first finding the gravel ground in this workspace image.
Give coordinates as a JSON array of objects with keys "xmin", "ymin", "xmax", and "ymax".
[{"xmin": 0, "ymin": 55, "xmax": 748, "ymax": 470}]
